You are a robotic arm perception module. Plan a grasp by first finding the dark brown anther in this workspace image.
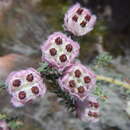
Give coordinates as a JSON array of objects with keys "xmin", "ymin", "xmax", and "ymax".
[
  {"xmin": 69, "ymin": 80, "xmax": 75, "ymax": 88},
  {"xmin": 26, "ymin": 73, "xmax": 34, "ymax": 82},
  {"xmin": 71, "ymin": 89, "xmax": 75, "ymax": 93},
  {"xmin": 72, "ymin": 15, "xmax": 78, "ymax": 22},
  {"xmin": 77, "ymin": 8, "xmax": 83, "ymax": 15},
  {"xmin": 80, "ymin": 21, "xmax": 87, "ymax": 27},
  {"xmin": 75, "ymin": 69, "xmax": 81, "ymax": 78},
  {"xmin": 88, "ymin": 101, "xmax": 93, "ymax": 107},
  {"xmin": 85, "ymin": 14, "xmax": 91, "ymax": 21},
  {"xmin": 84, "ymin": 76, "xmax": 91, "ymax": 83},
  {"xmin": 55, "ymin": 37, "xmax": 62, "ymax": 45},
  {"xmin": 59, "ymin": 54, "xmax": 67, "ymax": 62},
  {"xmin": 78, "ymin": 86, "xmax": 85, "ymax": 93},
  {"xmin": 66, "ymin": 44, "xmax": 73, "ymax": 52},
  {"xmin": 88, "ymin": 111, "xmax": 93, "ymax": 117},
  {"xmin": 93, "ymin": 112, "xmax": 98, "ymax": 118},
  {"xmin": 19, "ymin": 91, "xmax": 26, "ymax": 100},
  {"xmin": 50, "ymin": 48, "xmax": 57, "ymax": 56},
  {"xmin": 94, "ymin": 103, "xmax": 99, "ymax": 108},
  {"xmin": 31, "ymin": 86, "xmax": 39, "ymax": 94},
  {"xmin": 12, "ymin": 79, "xmax": 21, "ymax": 87}
]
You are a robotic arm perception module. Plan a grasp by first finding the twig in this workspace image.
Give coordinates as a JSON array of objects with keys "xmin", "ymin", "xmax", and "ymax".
[{"xmin": 96, "ymin": 75, "xmax": 130, "ymax": 89}]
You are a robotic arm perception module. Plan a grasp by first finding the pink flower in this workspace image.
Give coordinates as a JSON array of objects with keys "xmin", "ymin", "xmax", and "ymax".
[
  {"xmin": 58, "ymin": 62, "xmax": 96, "ymax": 100},
  {"xmin": 41, "ymin": 32, "xmax": 80, "ymax": 72},
  {"xmin": 76, "ymin": 96, "xmax": 100, "ymax": 122},
  {"xmin": 0, "ymin": 120, "xmax": 10, "ymax": 130},
  {"xmin": 64, "ymin": 3, "xmax": 96, "ymax": 36},
  {"xmin": 6, "ymin": 68, "xmax": 46, "ymax": 107},
  {"xmin": 0, "ymin": 0, "xmax": 12, "ymax": 12}
]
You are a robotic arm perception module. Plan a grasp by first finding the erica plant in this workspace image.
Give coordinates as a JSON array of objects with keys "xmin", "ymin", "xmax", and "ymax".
[{"xmin": 0, "ymin": 3, "xmax": 130, "ymax": 128}]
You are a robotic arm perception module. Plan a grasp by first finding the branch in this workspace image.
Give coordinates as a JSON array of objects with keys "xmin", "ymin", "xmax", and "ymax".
[
  {"xmin": 38, "ymin": 62, "xmax": 77, "ymax": 112},
  {"xmin": 96, "ymin": 75, "xmax": 130, "ymax": 89}
]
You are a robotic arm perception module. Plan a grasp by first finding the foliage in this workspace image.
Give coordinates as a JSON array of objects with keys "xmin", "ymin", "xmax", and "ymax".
[
  {"xmin": 95, "ymin": 52, "xmax": 112, "ymax": 67},
  {"xmin": 38, "ymin": 62, "xmax": 77, "ymax": 112},
  {"xmin": 0, "ymin": 81, "xmax": 6, "ymax": 92},
  {"xmin": 0, "ymin": 113, "xmax": 23, "ymax": 129}
]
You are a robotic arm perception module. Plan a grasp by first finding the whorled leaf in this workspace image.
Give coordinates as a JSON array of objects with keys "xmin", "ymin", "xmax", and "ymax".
[
  {"xmin": 38, "ymin": 62, "xmax": 77, "ymax": 112},
  {"xmin": 94, "ymin": 52, "xmax": 112, "ymax": 67}
]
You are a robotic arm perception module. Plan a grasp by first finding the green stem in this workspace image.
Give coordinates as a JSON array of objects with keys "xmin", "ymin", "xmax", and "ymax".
[{"xmin": 97, "ymin": 75, "xmax": 130, "ymax": 89}]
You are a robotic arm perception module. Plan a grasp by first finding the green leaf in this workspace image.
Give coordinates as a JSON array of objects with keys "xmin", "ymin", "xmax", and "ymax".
[
  {"xmin": 0, "ymin": 81, "xmax": 6, "ymax": 90},
  {"xmin": 95, "ymin": 52, "xmax": 112, "ymax": 67}
]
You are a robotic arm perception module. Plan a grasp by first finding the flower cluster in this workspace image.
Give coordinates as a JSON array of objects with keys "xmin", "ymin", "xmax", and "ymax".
[
  {"xmin": 64, "ymin": 3, "xmax": 96, "ymax": 36},
  {"xmin": 39, "ymin": 3, "xmax": 99, "ymax": 123},
  {"xmin": 76, "ymin": 96, "xmax": 100, "ymax": 122},
  {"xmin": 58, "ymin": 62, "xmax": 96, "ymax": 100},
  {"xmin": 0, "ymin": 120, "xmax": 10, "ymax": 130},
  {"xmin": 4, "ymin": 2, "xmax": 99, "ymax": 123},
  {"xmin": 41, "ymin": 32, "xmax": 80, "ymax": 72},
  {"xmin": 6, "ymin": 68, "xmax": 46, "ymax": 107}
]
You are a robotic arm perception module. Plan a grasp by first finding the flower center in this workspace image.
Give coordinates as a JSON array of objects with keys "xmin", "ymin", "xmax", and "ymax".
[
  {"xmin": 88, "ymin": 111, "xmax": 93, "ymax": 117},
  {"xmin": 50, "ymin": 48, "xmax": 57, "ymax": 56},
  {"xmin": 80, "ymin": 21, "xmax": 87, "ymax": 27},
  {"xmin": 69, "ymin": 80, "xmax": 75, "ymax": 88},
  {"xmin": 88, "ymin": 101, "xmax": 93, "ymax": 107},
  {"xmin": 59, "ymin": 54, "xmax": 67, "ymax": 62},
  {"xmin": 72, "ymin": 15, "xmax": 78, "ymax": 22},
  {"xmin": 85, "ymin": 14, "xmax": 91, "ymax": 21},
  {"xmin": 12, "ymin": 79, "xmax": 21, "ymax": 87},
  {"xmin": 19, "ymin": 91, "xmax": 26, "ymax": 100},
  {"xmin": 84, "ymin": 76, "xmax": 91, "ymax": 83},
  {"xmin": 76, "ymin": 8, "xmax": 83, "ymax": 15},
  {"xmin": 55, "ymin": 37, "xmax": 62, "ymax": 45},
  {"xmin": 93, "ymin": 112, "xmax": 98, "ymax": 118},
  {"xmin": 75, "ymin": 69, "xmax": 81, "ymax": 78},
  {"xmin": 94, "ymin": 103, "xmax": 99, "ymax": 108},
  {"xmin": 26, "ymin": 73, "xmax": 34, "ymax": 82},
  {"xmin": 31, "ymin": 86, "xmax": 39, "ymax": 94},
  {"xmin": 78, "ymin": 86, "xmax": 85, "ymax": 93},
  {"xmin": 66, "ymin": 44, "xmax": 73, "ymax": 52}
]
